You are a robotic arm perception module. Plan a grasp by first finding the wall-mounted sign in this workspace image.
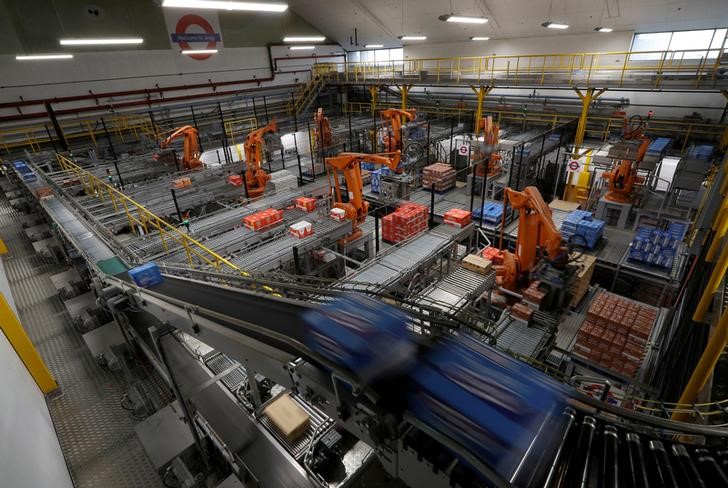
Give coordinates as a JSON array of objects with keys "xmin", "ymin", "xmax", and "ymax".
[
  {"xmin": 164, "ymin": 10, "xmax": 223, "ymax": 60},
  {"xmin": 567, "ymin": 160, "xmax": 581, "ymax": 173}
]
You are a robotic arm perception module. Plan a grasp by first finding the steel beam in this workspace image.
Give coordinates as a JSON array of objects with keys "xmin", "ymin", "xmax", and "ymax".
[{"xmin": 471, "ymin": 85, "xmax": 494, "ymax": 133}]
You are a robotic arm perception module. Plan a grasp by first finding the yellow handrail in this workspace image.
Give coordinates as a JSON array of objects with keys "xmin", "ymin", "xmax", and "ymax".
[
  {"xmin": 318, "ymin": 47, "xmax": 726, "ymax": 90},
  {"xmin": 55, "ymin": 154, "xmax": 248, "ymax": 276}
]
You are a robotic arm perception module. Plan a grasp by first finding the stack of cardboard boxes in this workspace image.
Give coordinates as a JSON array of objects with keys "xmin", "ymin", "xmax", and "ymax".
[
  {"xmin": 172, "ymin": 177, "xmax": 192, "ymax": 189},
  {"xmin": 227, "ymin": 175, "xmax": 243, "ymax": 187},
  {"xmin": 573, "ymin": 291, "xmax": 657, "ymax": 378},
  {"xmin": 443, "ymin": 208, "xmax": 472, "ymax": 228},
  {"xmin": 289, "ymin": 221, "xmax": 313, "ymax": 238},
  {"xmin": 243, "ymin": 208, "xmax": 284, "ymax": 231},
  {"xmin": 294, "ymin": 197, "xmax": 317, "ymax": 212},
  {"xmin": 422, "ymin": 163, "xmax": 457, "ymax": 193},
  {"xmin": 382, "ymin": 202, "xmax": 429, "ymax": 243}
]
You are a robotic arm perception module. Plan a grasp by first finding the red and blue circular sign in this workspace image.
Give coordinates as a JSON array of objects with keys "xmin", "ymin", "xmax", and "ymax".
[
  {"xmin": 568, "ymin": 160, "xmax": 580, "ymax": 171},
  {"xmin": 171, "ymin": 14, "xmax": 220, "ymax": 60}
]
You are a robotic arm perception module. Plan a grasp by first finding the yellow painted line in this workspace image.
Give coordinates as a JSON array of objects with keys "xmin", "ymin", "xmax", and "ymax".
[
  {"xmin": 0, "ymin": 293, "xmax": 57, "ymax": 394},
  {"xmin": 0, "ymin": 238, "xmax": 7, "ymax": 255}
]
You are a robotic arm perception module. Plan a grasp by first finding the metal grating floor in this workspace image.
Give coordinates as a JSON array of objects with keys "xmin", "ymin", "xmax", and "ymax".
[{"xmin": 0, "ymin": 186, "xmax": 163, "ymax": 488}]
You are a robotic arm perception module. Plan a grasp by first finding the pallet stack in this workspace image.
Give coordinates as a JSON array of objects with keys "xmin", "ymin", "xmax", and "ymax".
[
  {"xmin": 422, "ymin": 163, "xmax": 457, "ymax": 193},
  {"xmin": 382, "ymin": 202, "xmax": 429, "ymax": 243},
  {"xmin": 573, "ymin": 291, "xmax": 657, "ymax": 378},
  {"xmin": 628, "ymin": 222, "xmax": 687, "ymax": 270},
  {"xmin": 569, "ymin": 254, "xmax": 597, "ymax": 307},
  {"xmin": 561, "ymin": 210, "xmax": 605, "ymax": 249}
]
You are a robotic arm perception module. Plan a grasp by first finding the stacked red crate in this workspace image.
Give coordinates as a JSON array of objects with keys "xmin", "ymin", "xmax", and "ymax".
[
  {"xmin": 481, "ymin": 246, "xmax": 503, "ymax": 265},
  {"xmin": 294, "ymin": 197, "xmax": 317, "ymax": 212},
  {"xmin": 382, "ymin": 202, "xmax": 429, "ymax": 243},
  {"xmin": 228, "ymin": 175, "xmax": 243, "ymax": 187},
  {"xmin": 242, "ymin": 208, "xmax": 284, "ymax": 231},
  {"xmin": 422, "ymin": 163, "xmax": 457, "ymax": 192},
  {"xmin": 443, "ymin": 208, "xmax": 472, "ymax": 228},
  {"xmin": 573, "ymin": 291, "xmax": 657, "ymax": 378}
]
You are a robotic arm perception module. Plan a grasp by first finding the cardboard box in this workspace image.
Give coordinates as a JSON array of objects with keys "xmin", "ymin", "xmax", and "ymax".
[
  {"xmin": 227, "ymin": 175, "xmax": 243, "ymax": 187},
  {"xmin": 549, "ymin": 199, "xmax": 581, "ymax": 212},
  {"xmin": 289, "ymin": 221, "xmax": 313, "ymax": 239},
  {"xmin": 444, "ymin": 208, "xmax": 472, "ymax": 228},
  {"xmin": 295, "ymin": 197, "xmax": 317, "ymax": 212},
  {"xmin": 36, "ymin": 187, "xmax": 53, "ymax": 198},
  {"xmin": 263, "ymin": 394, "xmax": 310, "ymax": 442},
  {"xmin": 330, "ymin": 208, "xmax": 347, "ymax": 221},
  {"xmin": 173, "ymin": 177, "xmax": 192, "ymax": 189},
  {"xmin": 461, "ymin": 254, "xmax": 492, "ymax": 275},
  {"xmin": 243, "ymin": 208, "xmax": 283, "ymax": 231}
]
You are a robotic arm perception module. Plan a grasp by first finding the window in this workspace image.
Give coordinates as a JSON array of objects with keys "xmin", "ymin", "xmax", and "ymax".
[
  {"xmin": 347, "ymin": 48, "xmax": 403, "ymax": 65},
  {"xmin": 631, "ymin": 28, "xmax": 727, "ymax": 60}
]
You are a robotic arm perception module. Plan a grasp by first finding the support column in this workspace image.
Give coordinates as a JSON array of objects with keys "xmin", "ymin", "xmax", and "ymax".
[
  {"xmin": 471, "ymin": 85, "xmax": 494, "ymax": 133},
  {"xmin": 673, "ymin": 302, "xmax": 728, "ymax": 422},
  {"xmin": 368, "ymin": 85, "xmax": 379, "ymax": 116},
  {"xmin": 573, "ymin": 87, "xmax": 607, "ymax": 156},
  {"xmin": 400, "ymin": 84, "xmax": 413, "ymax": 110}
]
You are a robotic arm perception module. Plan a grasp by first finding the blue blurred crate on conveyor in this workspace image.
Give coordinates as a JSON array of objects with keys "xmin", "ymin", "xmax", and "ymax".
[
  {"xmin": 628, "ymin": 224, "xmax": 685, "ymax": 269},
  {"xmin": 302, "ymin": 293, "xmax": 416, "ymax": 383},
  {"xmin": 646, "ymin": 137, "xmax": 672, "ymax": 157},
  {"xmin": 473, "ymin": 202, "xmax": 507, "ymax": 224},
  {"xmin": 561, "ymin": 210, "xmax": 604, "ymax": 249},
  {"xmin": 686, "ymin": 144, "xmax": 714, "ymax": 161},
  {"xmin": 408, "ymin": 334, "xmax": 569, "ymax": 481},
  {"xmin": 13, "ymin": 160, "xmax": 37, "ymax": 182},
  {"xmin": 128, "ymin": 262, "xmax": 164, "ymax": 288}
]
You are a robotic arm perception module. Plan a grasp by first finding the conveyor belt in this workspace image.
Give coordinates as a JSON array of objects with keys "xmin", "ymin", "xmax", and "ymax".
[{"xmin": 341, "ymin": 224, "xmax": 465, "ymax": 289}]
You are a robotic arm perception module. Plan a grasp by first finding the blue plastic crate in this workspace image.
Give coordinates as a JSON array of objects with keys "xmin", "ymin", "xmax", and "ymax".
[
  {"xmin": 128, "ymin": 262, "xmax": 164, "ymax": 288},
  {"xmin": 302, "ymin": 294, "xmax": 416, "ymax": 383}
]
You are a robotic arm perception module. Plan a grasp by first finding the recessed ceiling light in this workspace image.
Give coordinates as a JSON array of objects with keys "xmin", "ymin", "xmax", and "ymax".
[
  {"xmin": 541, "ymin": 21, "xmax": 569, "ymax": 29},
  {"xmin": 365, "ymin": 44, "xmax": 384, "ymax": 48},
  {"xmin": 161, "ymin": 0, "xmax": 288, "ymax": 12},
  {"xmin": 595, "ymin": 27, "xmax": 613, "ymax": 33},
  {"xmin": 470, "ymin": 36, "xmax": 490, "ymax": 41},
  {"xmin": 16, "ymin": 54, "xmax": 73, "ymax": 60},
  {"xmin": 398, "ymin": 36, "xmax": 427, "ymax": 41},
  {"xmin": 182, "ymin": 49, "xmax": 218, "ymax": 54},
  {"xmin": 439, "ymin": 14, "xmax": 488, "ymax": 24},
  {"xmin": 283, "ymin": 36, "xmax": 325, "ymax": 42},
  {"xmin": 289, "ymin": 45, "xmax": 315, "ymax": 50},
  {"xmin": 60, "ymin": 38, "xmax": 144, "ymax": 45}
]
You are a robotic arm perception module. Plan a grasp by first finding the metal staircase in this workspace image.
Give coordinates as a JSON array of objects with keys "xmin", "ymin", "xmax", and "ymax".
[{"xmin": 289, "ymin": 75, "xmax": 325, "ymax": 116}]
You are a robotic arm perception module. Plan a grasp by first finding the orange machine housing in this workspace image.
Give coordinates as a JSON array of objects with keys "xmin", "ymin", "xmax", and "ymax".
[
  {"xmin": 313, "ymin": 108, "xmax": 333, "ymax": 150},
  {"xmin": 159, "ymin": 125, "xmax": 203, "ymax": 170},
  {"xmin": 602, "ymin": 117, "xmax": 650, "ymax": 203},
  {"xmin": 243, "ymin": 120, "xmax": 278, "ymax": 198},
  {"xmin": 474, "ymin": 116, "xmax": 502, "ymax": 178},
  {"xmin": 496, "ymin": 186, "xmax": 567, "ymax": 291},
  {"xmin": 380, "ymin": 109, "xmax": 416, "ymax": 161},
  {"xmin": 325, "ymin": 151, "xmax": 401, "ymax": 243}
]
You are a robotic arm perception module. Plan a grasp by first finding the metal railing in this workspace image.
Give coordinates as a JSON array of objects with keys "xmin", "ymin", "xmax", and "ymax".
[
  {"xmin": 320, "ymin": 48, "xmax": 728, "ymax": 89},
  {"xmin": 1, "ymin": 113, "xmax": 160, "ymax": 156},
  {"xmin": 55, "ymin": 153, "xmax": 247, "ymax": 275},
  {"xmin": 342, "ymin": 101, "xmax": 727, "ymax": 153}
]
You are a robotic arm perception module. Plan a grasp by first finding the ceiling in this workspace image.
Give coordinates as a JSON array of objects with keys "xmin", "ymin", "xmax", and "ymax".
[{"xmin": 290, "ymin": 0, "xmax": 728, "ymax": 48}]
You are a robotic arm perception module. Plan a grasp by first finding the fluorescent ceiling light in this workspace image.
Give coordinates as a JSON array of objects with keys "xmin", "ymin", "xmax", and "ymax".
[
  {"xmin": 440, "ymin": 14, "xmax": 488, "ymax": 24},
  {"xmin": 283, "ymin": 36, "xmax": 325, "ymax": 42},
  {"xmin": 16, "ymin": 54, "xmax": 73, "ymax": 60},
  {"xmin": 470, "ymin": 36, "xmax": 490, "ymax": 41},
  {"xmin": 595, "ymin": 27, "xmax": 613, "ymax": 33},
  {"xmin": 289, "ymin": 45, "xmax": 315, "ymax": 50},
  {"xmin": 182, "ymin": 49, "xmax": 218, "ymax": 54},
  {"xmin": 60, "ymin": 38, "xmax": 144, "ymax": 45},
  {"xmin": 399, "ymin": 36, "xmax": 427, "ymax": 41},
  {"xmin": 541, "ymin": 21, "xmax": 569, "ymax": 29},
  {"xmin": 161, "ymin": 0, "xmax": 288, "ymax": 12},
  {"xmin": 365, "ymin": 44, "xmax": 384, "ymax": 48}
]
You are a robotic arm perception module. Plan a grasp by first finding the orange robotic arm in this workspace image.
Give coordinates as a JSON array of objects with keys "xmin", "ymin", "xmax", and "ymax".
[
  {"xmin": 243, "ymin": 120, "xmax": 278, "ymax": 198},
  {"xmin": 497, "ymin": 186, "xmax": 565, "ymax": 290},
  {"xmin": 380, "ymin": 109, "xmax": 416, "ymax": 155},
  {"xmin": 313, "ymin": 108, "xmax": 333, "ymax": 149},
  {"xmin": 325, "ymin": 151, "xmax": 401, "ymax": 242},
  {"xmin": 159, "ymin": 126, "xmax": 203, "ymax": 170}
]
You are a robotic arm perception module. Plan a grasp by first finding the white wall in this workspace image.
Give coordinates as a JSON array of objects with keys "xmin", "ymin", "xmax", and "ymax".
[
  {"xmin": 0, "ymin": 262, "xmax": 73, "ymax": 488},
  {"xmin": 403, "ymin": 31, "xmax": 727, "ymax": 122},
  {"xmin": 0, "ymin": 44, "xmax": 343, "ymax": 118}
]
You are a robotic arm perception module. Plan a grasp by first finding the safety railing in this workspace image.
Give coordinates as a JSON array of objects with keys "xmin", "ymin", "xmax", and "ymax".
[
  {"xmin": 55, "ymin": 153, "xmax": 248, "ymax": 275},
  {"xmin": 225, "ymin": 116, "xmax": 259, "ymax": 147},
  {"xmin": 342, "ymin": 101, "xmax": 728, "ymax": 153},
  {"xmin": 287, "ymin": 75, "xmax": 325, "ymax": 116},
  {"xmin": 1, "ymin": 113, "xmax": 160, "ymax": 155},
  {"xmin": 320, "ymin": 48, "xmax": 728, "ymax": 89}
]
